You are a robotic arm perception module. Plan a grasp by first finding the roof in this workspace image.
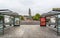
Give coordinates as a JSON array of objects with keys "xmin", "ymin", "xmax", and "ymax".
[
  {"xmin": 41, "ymin": 11, "xmax": 60, "ymax": 17},
  {"xmin": 0, "ymin": 9, "xmax": 18, "ymax": 16}
]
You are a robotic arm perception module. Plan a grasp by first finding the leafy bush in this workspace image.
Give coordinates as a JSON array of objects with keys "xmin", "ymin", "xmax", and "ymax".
[
  {"xmin": 20, "ymin": 16, "xmax": 24, "ymax": 20},
  {"xmin": 0, "ymin": 16, "xmax": 4, "ymax": 20},
  {"xmin": 33, "ymin": 13, "xmax": 40, "ymax": 20}
]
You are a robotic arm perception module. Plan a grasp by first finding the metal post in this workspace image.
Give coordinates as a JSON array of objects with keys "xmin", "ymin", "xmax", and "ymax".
[
  {"xmin": 57, "ymin": 15, "xmax": 60, "ymax": 35},
  {"xmin": 0, "ymin": 15, "xmax": 4, "ymax": 35}
]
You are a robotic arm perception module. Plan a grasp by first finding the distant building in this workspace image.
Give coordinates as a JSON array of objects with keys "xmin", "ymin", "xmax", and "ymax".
[
  {"xmin": 53, "ymin": 8, "xmax": 60, "ymax": 11},
  {"xmin": 29, "ymin": 8, "xmax": 31, "ymax": 17},
  {"xmin": 23, "ymin": 8, "xmax": 33, "ymax": 21}
]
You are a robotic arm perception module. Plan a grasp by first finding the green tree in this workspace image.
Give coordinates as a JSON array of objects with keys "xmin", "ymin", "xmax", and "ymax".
[
  {"xmin": 0, "ymin": 16, "xmax": 4, "ymax": 20},
  {"xmin": 20, "ymin": 16, "xmax": 24, "ymax": 20},
  {"xmin": 33, "ymin": 13, "xmax": 40, "ymax": 20}
]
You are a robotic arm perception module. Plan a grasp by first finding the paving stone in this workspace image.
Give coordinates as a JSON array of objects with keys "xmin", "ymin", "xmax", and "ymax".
[{"xmin": 0, "ymin": 25, "xmax": 60, "ymax": 38}]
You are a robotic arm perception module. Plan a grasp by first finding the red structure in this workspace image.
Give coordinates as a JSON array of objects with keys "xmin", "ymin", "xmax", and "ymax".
[{"xmin": 40, "ymin": 17, "xmax": 46, "ymax": 26}]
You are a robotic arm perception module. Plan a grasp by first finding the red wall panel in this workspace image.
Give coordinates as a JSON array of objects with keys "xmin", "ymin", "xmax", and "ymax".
[{"xmin": 40, "ymin": 17, "xmax": 46, "ymax": 26}]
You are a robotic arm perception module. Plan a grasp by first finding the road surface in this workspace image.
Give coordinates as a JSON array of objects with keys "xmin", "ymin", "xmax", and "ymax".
[
  {"xmin": 20, "ymin": 21, "xmax": 40, "ymax": 25},
  {"xmin": 0, "ymin": 25, "xmax": 60, "ymax": 38}
]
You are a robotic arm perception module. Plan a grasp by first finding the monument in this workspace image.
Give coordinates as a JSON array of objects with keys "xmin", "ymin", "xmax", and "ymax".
[
  {"xmin": 29, "ymin": 8, "xmax": 32, "ymax": 19},
  {"xmin": 23, "ymin": 8, "xmax": 32, "ymax": 21}
]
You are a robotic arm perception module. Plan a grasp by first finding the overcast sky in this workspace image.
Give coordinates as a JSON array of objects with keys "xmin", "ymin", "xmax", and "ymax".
[{"xmin": 0, "ymin": 0, "xmax": 60, "ymax": 16}]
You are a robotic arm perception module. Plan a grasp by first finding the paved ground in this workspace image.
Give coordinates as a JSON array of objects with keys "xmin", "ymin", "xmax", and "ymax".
[
  {"xmin": 0, "ymin": 25, "xmax": 60, "ymax": 38},
  {"xmin": 20, "ymin": 21, "xmax": 40, "ymax": 25}
]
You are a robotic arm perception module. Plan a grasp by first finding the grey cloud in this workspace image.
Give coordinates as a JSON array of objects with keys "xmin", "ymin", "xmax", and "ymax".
[{"xmin": 0, "ymin": 0, "xmax": 60, "ymax": 15}]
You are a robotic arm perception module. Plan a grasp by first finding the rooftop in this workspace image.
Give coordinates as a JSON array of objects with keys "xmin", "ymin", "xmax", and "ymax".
[
  {"xmin": 0, "ymin": 9, "xmax": 18, "ymax": 16},
  {"xmin": 41, "ymin": 11, "xmax": 60, "ymax": 17}
]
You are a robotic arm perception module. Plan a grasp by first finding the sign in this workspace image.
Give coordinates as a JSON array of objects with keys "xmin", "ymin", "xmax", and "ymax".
[
  {"xmin": 50, "ymin": 17, "xmax": 56, "ymax": 23},
  {"xmin": 58, "ymin": 15, "xmax": 60, "ymax": 18},
  {"xmin": 4, "ymin": 15, "xmax": 10, "ymax": 24},
  {"xmin": 40, "ymin": 17, "xmax": 46, "ymax": 26},
  {"xmin": 14, "ymin": 18, "xmax": 20, "ymax": 25}
]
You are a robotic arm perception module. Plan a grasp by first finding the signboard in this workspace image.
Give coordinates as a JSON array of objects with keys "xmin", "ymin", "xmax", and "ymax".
[
  {"xmin": 4, "ymin": 15, "xmax": 10, "ymax": 24},
  {"xmin": 50, "ymin": 17, "xmax": 56, "ymax": 23},
  {"xmin": 14, "ymin": 18, "xmax": 20, "ymax": 25},
  {"xmin": 40, "ymin": 17, "xmax": 46, "ymax": 26},
  {"xmin": 58, "ymin": 15, "xmax": 60, "ymax": 18}
]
